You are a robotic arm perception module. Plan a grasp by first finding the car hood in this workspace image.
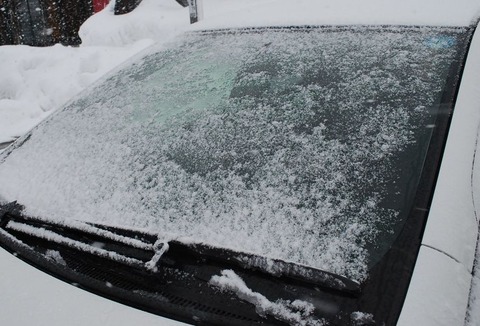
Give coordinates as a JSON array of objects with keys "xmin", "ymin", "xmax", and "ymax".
[{"xmin": 0, "ymin": 246, "xmax": 187, "ymax": 326}]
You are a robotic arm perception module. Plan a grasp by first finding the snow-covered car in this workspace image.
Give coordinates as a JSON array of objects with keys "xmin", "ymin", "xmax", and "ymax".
[{"xmin": 1, "ymin": 0, "xmax": 480, "ymax": 325}]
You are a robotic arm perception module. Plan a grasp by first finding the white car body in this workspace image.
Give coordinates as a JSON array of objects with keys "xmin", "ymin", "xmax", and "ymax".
[
  {"xmin": 0, "ymin": 247, "xmax": 186, "ymax": 326},
  {"xmin": 2, "ymin": 0, "xmax": 480, "ymax": 325},
  {"xmin": 398, "ymin": 19, "xmax": 480, "ymax": 325}
]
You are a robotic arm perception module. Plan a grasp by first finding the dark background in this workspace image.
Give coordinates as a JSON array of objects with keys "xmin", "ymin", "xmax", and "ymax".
[{"xmin": 0, "ymin": 0, "xmax": 142, "ymax": 46}]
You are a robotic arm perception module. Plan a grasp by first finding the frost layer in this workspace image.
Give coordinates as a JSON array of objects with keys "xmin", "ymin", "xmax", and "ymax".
[{"xmin": 0, "ymin": 28, "xmax": 461, "ymax": 281}]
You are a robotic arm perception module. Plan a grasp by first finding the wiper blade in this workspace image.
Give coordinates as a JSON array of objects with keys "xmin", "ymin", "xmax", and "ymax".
[
  {"xmin": 5, "ymin": 220, "xmax": 147, "ymax": 268},
  {"xmin": 0, "ymin": 204, "xmax": 360, "ymax": 294},
  {"xmin": 0, "ymin": 202, "xmax": 362, "ymax": 325},
  {"xmin": 85, "ymin": 221, "xmax": 361, "ymax": 295}
]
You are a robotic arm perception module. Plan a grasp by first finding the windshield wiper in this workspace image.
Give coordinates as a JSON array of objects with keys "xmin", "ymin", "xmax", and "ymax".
[{"xmin": 0, "ymin": 202, "xmax": 362, "ymax": 325}]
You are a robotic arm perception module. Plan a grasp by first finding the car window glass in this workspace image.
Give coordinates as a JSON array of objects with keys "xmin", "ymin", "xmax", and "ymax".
[{"xmin": 0, "ymin": 28, "xmax": 465, "ymax": 281}]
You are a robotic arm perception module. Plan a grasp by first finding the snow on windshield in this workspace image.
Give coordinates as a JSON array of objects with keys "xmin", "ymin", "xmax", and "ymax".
[{"xmin": 0, "ymin": 27, "xmax": 463, "ymax": 281}]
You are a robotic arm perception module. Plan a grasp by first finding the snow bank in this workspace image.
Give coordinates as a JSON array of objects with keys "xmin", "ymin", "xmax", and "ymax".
[
  {"xmin": 0, "ymin": 0, "xmax": 189, "ymax": 145},
  {"xmin": 0, "ymin": 41, "xmax": 151, "ymax": 143},
  {"xmin": 79, "ymin": 0, "xmax": 188, "ymax": 47}
]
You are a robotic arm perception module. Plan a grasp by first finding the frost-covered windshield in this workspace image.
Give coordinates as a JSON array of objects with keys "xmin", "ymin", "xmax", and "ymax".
[{"xmin": 0, "ymin": 27, "xmax": 466, "ymax": 281}]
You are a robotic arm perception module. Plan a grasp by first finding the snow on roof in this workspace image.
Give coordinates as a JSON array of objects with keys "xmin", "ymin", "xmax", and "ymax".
[
  {"xmin": 80, "ymin": 0, "xmax": 480, "ymax": 48},
  {"xmin": 194, "ymin": 0, "xmax": 480, "ymax": 30}
]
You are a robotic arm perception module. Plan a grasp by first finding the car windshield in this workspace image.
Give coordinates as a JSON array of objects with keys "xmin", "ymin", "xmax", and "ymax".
[{"xmin": 0, "ymin": 26, "xmax": 468, "ymax": 283}]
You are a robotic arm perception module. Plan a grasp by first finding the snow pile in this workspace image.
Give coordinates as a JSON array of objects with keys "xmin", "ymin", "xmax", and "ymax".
[
  {"xmin": 0, "ymin": 41, "xmax": 151, "ymax": 144},
  {"xmin": 210, "ymin": 269, "xmax": 324, "ymax": 326},
  {"xmin": 79, "ymin": 0, "xmax": 188, "ymax": 46},
  {"xmin": 0, "ymin": 0, "xmax": 189, "ymax": 146}
]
